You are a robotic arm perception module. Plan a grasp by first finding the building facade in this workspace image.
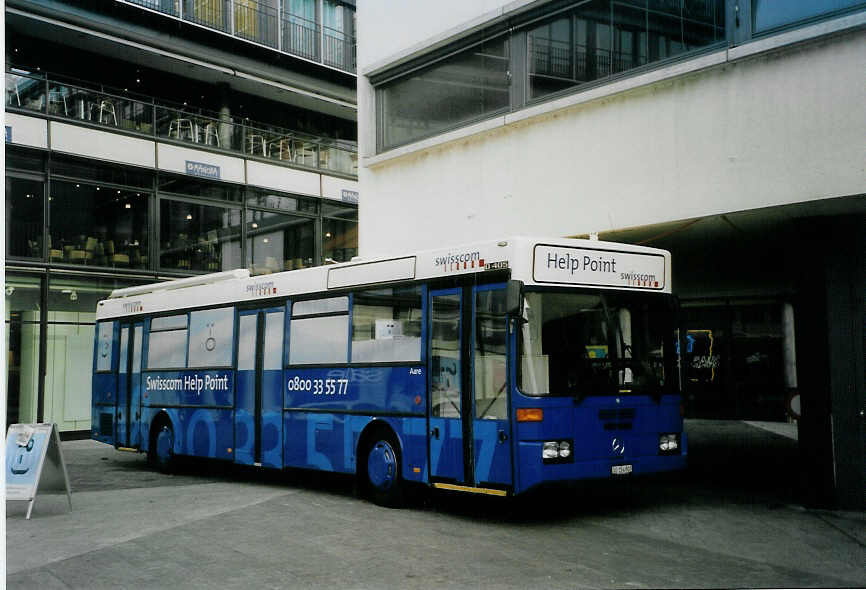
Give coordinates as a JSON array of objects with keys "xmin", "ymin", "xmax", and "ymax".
[
  {"xmin": 5, "ymin": 0, "xmax": 359, "ymax": 437},
  {"xmin": 356, "ymin": 1, "xmax": 865, "ymax": 509}
]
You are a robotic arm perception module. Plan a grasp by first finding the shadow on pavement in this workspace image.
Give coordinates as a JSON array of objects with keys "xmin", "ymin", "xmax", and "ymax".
[{"xmin": 66, "ymin": 419, "xmax": 800, "ymax": 522}]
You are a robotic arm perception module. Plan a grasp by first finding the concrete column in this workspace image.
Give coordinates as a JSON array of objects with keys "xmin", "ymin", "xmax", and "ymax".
[{"xmin": 217, "ymin": 83, "xmax": 233, "ymax": 149}]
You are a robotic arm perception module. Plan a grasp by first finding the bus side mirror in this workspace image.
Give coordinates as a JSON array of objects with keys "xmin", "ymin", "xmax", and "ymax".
[{"xmin": 506, "ymin": 280, "xmax": 524, "ymax": 317}]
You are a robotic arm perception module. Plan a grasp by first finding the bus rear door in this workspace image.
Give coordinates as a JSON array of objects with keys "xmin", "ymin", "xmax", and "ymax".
[
  {"xmin": 116, "ymin": 322, "xmax": 143, "ymax": 449},
  {"xmin": 236, "ymin": 307, "xmax": 285, "ymax": 467}
]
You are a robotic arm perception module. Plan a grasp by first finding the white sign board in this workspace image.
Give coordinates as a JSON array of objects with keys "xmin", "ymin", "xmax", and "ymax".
[
  {"xmin": 5, "ymin": 423, "xmax": 72, "ymax": 519},
  {"xmin": 533, "ymin": 244, "xmax": 666, "ymax": 290}
]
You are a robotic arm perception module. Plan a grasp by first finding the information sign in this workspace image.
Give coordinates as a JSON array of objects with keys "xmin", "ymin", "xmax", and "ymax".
[{"xmin": 5, "ymin": 423, "xmax": 72, "ymax": 519}]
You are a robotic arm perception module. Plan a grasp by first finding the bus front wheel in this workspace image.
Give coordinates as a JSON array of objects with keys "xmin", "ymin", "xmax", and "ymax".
[
  {"xmin": 148, "ymin": 422, "xmax": 176, "ymax": 473},
  {"xmin": 363, "ymin": 436, "xmax": 404, "ymax": 508}
]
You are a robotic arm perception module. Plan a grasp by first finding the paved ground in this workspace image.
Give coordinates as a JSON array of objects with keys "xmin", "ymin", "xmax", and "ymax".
[{"xmin": 6, "ymin": 420, "xmax": 865, "ymax": 589}]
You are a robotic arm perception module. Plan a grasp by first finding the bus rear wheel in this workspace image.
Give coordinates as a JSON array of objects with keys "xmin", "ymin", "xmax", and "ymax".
[
  {"xmin": 363, "ymin": 436, "xmax": 404, "ymax": 508},
  {"xmin": 148, "ymin": 422, "xmax": 176, "ymax": 473}
]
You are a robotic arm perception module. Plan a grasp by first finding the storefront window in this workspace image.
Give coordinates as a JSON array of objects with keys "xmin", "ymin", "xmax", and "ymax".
[
  {"xmin": 5, "ymin": 273, "xmax": 43, "ymax": 427},
  {"xmin": 49, "ymin": 181, "xmax": 149, "ymax": 269},
  {"xmin": 159, "ymin": 173, "xmax": 242, "ymax": 202},
  {"xmin": 245, "ymin": 187, "xmax": 318, "ymax": 214},
  {"xmin": 159, "ymin": 199, "xmax": 242, "ymax": 272},
  {"xmin": 246, "ymin": 210, "xmax": 315, "ymax": 273},
  {"xmin": 6, "ymin": 176, "xmax": 44, "ymax": 259},
  {"xmin": 323, "ymin": 217, "xmax": 357, "ymax": 264}
]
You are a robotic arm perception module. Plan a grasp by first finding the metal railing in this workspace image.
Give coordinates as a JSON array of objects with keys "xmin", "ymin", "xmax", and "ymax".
[
  {"xmin": 6, "ymin": 70, "xmax": 358, "ymax": 177},
  {"xmin": 120, "ymin": 0, "xmax": 356, "ymax": 73}
]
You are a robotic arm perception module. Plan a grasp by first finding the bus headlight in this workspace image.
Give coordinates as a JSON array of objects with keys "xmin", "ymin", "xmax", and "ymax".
[
  {"xmin": 659, "ymin": 433, "xmax": 680, "ymax": 454},
  {"xmin": 542, "ymin": 441, "xmax": 559, "ymax": 460},
  {"xmin": 558, "ymin": 440, "xmax": 572, "ymax": 458},
  {"xmin": 543, "ymin": 440, "xmax": 574, "ymax": 463}
]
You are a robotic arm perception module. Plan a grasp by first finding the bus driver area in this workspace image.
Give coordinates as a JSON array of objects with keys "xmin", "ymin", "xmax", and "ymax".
[{"xmin": 90, "ymin": 236, "xmax": 685, "ymax": 505}]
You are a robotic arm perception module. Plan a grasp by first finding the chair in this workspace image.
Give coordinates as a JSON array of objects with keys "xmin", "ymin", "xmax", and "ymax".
[
  {"xmin": 68, "ymin": 249, "xmax": 90, "ymax": 264},
  {"xmin": 111, "ymin": 253, "xmax": 129, "ymax": 267},
  {"xmin": 274, "ymin": 138, "xmax": 293, "ymax": 161},
  {"xmin": 96, "ymin": 100, "xmax": 117, "ymax": 125},
  {"xmin": 47, "ymin": 90, "xmax": 69, "ymax": 116},
  {"xmin": 247, "ymin": 134, "xmax": 267, "ymax": 156},
  {"xmin": 6, "ymin": 78, "xmax": 20, "ymax": 107},
  {"xmin": 168, "ymin": 118, "xmax": 197, "ymax": 142},
  {"xmin": 202, "ymin": 122, "xmax": 220, "ymax": 146}
]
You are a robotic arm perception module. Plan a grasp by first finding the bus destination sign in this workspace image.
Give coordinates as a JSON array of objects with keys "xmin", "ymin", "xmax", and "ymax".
[{"xmin": 533, "ymin": 245, "xmax": 665, "ymax": 289}]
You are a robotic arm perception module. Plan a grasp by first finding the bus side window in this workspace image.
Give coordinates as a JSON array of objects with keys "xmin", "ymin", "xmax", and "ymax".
[
  {"xmin": 95, "ymin": 321, "xmax": 115, "ymax": 372},
  {"xmin": 148, "ymin": 314, "xmax": 189, "ymax": 369},
  {"xmin": 289, "ymin": 297, "xmax": 349, "ymax": 365},
  {"xmin": 351, "ymin": 286, "xmax": 422, "ymax": 363},
  {"xmin": 188, "ymin": 307, "xmax": 234, "ymax": 368}
]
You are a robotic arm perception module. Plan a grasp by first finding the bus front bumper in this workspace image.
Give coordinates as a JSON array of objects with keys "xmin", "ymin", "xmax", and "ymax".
[{"xmin": 515, "ymin": 438, "xmax": 688, "ymax": 495}]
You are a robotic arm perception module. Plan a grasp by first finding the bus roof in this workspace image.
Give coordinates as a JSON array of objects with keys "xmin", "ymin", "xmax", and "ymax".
[{"xmin": 96, "ymin": 237, "xmax": 671, "ymax": 320}]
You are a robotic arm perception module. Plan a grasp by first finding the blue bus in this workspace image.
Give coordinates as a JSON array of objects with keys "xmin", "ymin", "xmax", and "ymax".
[{"xmin": 92, "ymin": 237, "xmax": 686, "ymax": 505}]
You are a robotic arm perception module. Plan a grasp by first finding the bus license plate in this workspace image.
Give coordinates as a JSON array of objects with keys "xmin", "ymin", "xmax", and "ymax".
[{"xmin": 611, "ymin": 464, "xmax": 633, "ymax": 476}]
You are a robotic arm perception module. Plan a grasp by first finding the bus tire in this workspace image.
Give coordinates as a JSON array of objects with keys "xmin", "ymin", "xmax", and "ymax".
[
  {"xmin": 362, "ymin": 434, "xmax": 404, "ymax": 508},
  {"xmin": 148, "ymin": 420, "xmax": 176, "ymax": 473}
]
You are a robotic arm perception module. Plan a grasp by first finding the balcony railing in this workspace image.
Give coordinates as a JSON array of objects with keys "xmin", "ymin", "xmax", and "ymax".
[
  {"xmin": 6, "ymin": 70, "xmax": 358, "ymax": 177},
  {"xmin": 119, "ymin": 0, "xmax": 356, "ymax": 73}
]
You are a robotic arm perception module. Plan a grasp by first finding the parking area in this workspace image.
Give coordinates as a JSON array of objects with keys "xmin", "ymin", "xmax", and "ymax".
[{"xmin": 6, "ymin": 420, "xmax": 865, "ymax": 589}]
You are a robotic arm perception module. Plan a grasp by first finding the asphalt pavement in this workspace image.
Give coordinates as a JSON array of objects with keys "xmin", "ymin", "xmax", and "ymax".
[{"xmin": 5, "ymin": 419, "xmax": 865, "ymax": 589}]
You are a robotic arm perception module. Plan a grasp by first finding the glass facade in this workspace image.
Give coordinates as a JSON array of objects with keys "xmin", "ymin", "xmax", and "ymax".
[
  {"xmin": 528, "ymin": 0, "xmax": 724, "ymax": 100},
  {"xmin": 322, "ymin": 201, "xmax": 358, "ymax": 264},
  {"xmin": 5, "ymin": 147, "xmax": 358, "ymax": 433},
  {"xmin": 159, "ymin": 200, "xmax": 243, "ymax": 272},
  {"xmin": 49, "ymin": 181, "xmax": 149, "ymax": 269},
  {"xmin": 752, "ymin": 0, "xmax": 865, "ymax": 33},
  {"xmin": 377, "ymin": 0, "xmax": 727, "ymax": 150},
  {"xmin": 379, "ymin": 35, "xmax": 511, "ymax": 150},
  {"xmin": 5, "ymin": 176, "xmax": 44, "ymax": 259},
  {"xmin": 246, "ymin": 210, "xmax": 315, "ymax": 273},
  {"xmin": 5, "ymin": 273, "xmax": 43, "ymax": 427}
]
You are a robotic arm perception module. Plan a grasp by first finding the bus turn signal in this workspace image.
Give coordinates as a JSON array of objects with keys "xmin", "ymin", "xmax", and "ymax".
[{"xmin": 516, "ymin": 408, "xmax": 543, "ymax": 422}]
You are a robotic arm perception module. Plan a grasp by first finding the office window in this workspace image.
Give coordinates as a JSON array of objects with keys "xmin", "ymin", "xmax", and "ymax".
[
  {"xmin": 379, "ymin": 34, "xmax": 510, "ymax": 150},
  {"xmin": 159, "ymin": 200, "xmax": 242, "ymax": 272},
  {"xmin": 528, "ymin": 0, "xmax": 724, "ymax": 101},
  {"xmin": 188, "ymin": 307, "xmax": 234, "ymax": 367},
  {"xmin": 148, "ymin": 314, "xmax": 188, "ymax": 368},
  {"xmin": 289, "ymin": 297, "xmax": 348, "ymax": 364},
  {"xmin": 6, "ymin": 177, "xmax": 44, "ymax": 259},
  {"xmin": 49, "ymin": 181, "xmax": 149, "ymax": 269},
  {"xmin": 352, "ymin": 286, "xmax": 422, "ymax": 363},
  {"xmin": 752, "ymin": 0, "xmax": 865, "ymax": 33}
]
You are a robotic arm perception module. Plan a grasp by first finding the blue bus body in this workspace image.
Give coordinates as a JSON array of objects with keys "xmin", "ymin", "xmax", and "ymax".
[{"xmin": 92, "ymin": 240, "xmax": 686, "ymax": 500}]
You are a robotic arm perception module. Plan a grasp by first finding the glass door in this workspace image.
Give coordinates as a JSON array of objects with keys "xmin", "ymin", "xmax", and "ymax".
[
  {"xmin": 471, "ymin": 284, "xmax": 512, "ymax": 487},
  {"xmin": 235, "ymin": 307, "xmax": 285, "ymax": 467},
  {"xmin": 429, "ymin": 289, "xmax": 466, "ymax": 482},
  {"xmin": 116, "ymin": 322, "xmax": 143, "ymax": 448}
]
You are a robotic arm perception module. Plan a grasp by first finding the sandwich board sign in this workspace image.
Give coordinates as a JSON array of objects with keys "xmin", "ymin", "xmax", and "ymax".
[{"xmin": 5, "ymin": 423, "xmax": 72, "ymax": 519}]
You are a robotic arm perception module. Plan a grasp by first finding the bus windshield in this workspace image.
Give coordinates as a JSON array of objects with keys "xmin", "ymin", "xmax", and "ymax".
[{"xmin": 519, "ymin": 290, "xmax": 678, "ymax": 397}]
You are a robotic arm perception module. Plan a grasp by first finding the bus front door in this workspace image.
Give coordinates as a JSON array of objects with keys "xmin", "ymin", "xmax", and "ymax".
[
  {"xmin": 429, "ymin": 285, "xmax": 512, "ymax": 490},
  {"xmin": 236, "ymin": 308, "xmax": 285, "ymax": 468},
  {"xmin": 116, "ymin": 322, "xmax": 143, "ymax": 449}
]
